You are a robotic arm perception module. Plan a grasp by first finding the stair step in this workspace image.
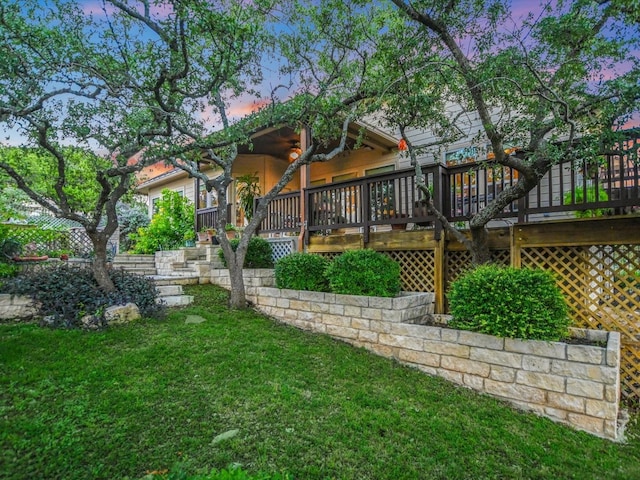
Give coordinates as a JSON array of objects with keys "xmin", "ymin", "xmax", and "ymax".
[
  {"xmin": 156, "ymin": 285, "xmax": 183, "ymax": 296},
  {"xmin": 115, "ymin": 267, "xmax": 158, "ymax": 276},
  {"xmin": 113, "ymin": 255, "xmax": 155, "ymax": 264},
  {"xmin": 150, "ymin": 276, "xmax": 200, "ymax": 286},
  {"xmin": 157, "ymin": 295, "xmax": 194, "ymax": 307}
]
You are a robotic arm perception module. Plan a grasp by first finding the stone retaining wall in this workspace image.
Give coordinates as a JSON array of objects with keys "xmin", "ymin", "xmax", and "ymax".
[
  {"xmin": 0, "ymin": 294, "xmax": 38, "ymax": 320},
  {"xmin": 209, "ymin": 269, "xmax": 621, "ymax": 440}
]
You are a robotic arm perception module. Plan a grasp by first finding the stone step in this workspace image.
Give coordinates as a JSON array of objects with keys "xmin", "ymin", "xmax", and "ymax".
[
  {"xmin": 113, "ymin": 254, "xmax": 156, "ymax": 264},
  {"xmin": 150, "ymin": 275, "xmax": 200, "ymax": 286},
  {"xmin": 156, "ymin": 285, "xmax": 183, "ymax": 296},
  {"xmin": 114, "ymin": 267, "xmax": 158, "ymax": 276},
  {"xmin": 157, "ymin": 294, "xmax": 194, "ymax": 307}
]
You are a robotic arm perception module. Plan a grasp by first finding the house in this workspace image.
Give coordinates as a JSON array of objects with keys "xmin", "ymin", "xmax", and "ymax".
[{"xmin": 135, "ymin": 122, "xmax": 400, "ymax": 235}]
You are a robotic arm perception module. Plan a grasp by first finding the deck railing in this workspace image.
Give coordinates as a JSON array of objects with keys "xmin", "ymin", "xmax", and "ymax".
[{"xmin": 215, "ymin": 134, "xmax": 639, "ymax": 238}]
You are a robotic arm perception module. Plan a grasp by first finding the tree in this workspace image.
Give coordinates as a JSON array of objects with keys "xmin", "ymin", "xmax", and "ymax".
[
  {"xmin": 370, "ymin": 0, "xmax": 640, "ymax": 263},
  {"xmin": 85, "ymin": 0, "xmax": 379, "ymax": 307},
  {"xmin": 0, "ymin": 1, "xmax": 162, "ymax": 291}
]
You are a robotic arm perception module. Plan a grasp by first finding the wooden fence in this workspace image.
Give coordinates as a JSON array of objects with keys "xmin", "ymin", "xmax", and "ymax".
[{"xmin": 308, "ymin": 216, "xmax": 640, "ymax": 404}]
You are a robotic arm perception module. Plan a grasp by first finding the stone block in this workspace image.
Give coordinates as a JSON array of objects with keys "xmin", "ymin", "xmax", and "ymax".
[
  {"xmin": 567, "ymin": 345, "xmax": 604, "ymax": 365},
  {"xmin": 326, "ymin": 325, "xmax": 359, "ymax": 340},
  {"xmin": 585, "ymin": 399, "xmax": 618, "ymax": 420},
  {"xmin": 544, "ymin": 407, "xmax": 568, "ymax": 421},
  {"xmin": 369, "ymin": 320, "xmax": 391, "ymax": 334},
  {"xmin": 379, "ymin": 334, "xmax": 423, "ymax": 351},
  {"xmin": 361, "ymin": 307, "xmax": 383, "ymax": 321},
  {"xmin": 0, "ymin": 294, "xmax": 13, "ymax": 307},
  {"xmin": 441, "ymin": 328, "xmax": 459, "ymax": 342},
  {"xmin": 457, "ymin": 331, "xmax": 504, "ymax": 350},
  {"xmin": 547, "ymin": 392, "xmax": 585, "ymax": 413},
  {"xmin": 299, "ymin": 291, "xmax": 326, "ymax": 302},
  {"xmin": 463, "ymin": 374, "xmax": 485, "ymax": 390},
  {"xmin": 604, "ymin": 419, "xmax": 618, "ymax": 440},
  {"xmin": 504, "ymin": 338, "xmax": 566, "ymax": 359},
  {"xmin": 351, "ymin": 318, "xmax": 371, "ymax": 330},
  {"xmin": 368, "ymin": 296, "xmax": 394, "ymax": 309},
  {"xmin": 329, "ymin": 304, "xmax": 345, "ymax": 316},
  {"xmin": 416, "ymin": 364, "xmax": 438, "ymax": 376},
  {"xmin": 438, "ymin": 368, "xmax": 464, "ymax": 385},
  {"xmin": 605, "ymin": 384, "xmax": 620, "ymax": 403},
  {"xmin": 566, "ymin": 378, "xmax": 604, "ymax": 400},
  {"xmin": 606, "ymin": 332, "xmax": 621, "ymax": 367},
  {"xmin": 289, "ymin": 300, "xmax": 311, "ymax": 311},
  {"xmin": 280, "ymin": 289, "xmax": 300, "ymax": 300},
  {"xmin": 368, "ymin": 343, "xmax": 395, "ymax": 358},
  {"xmin": 276, "ymin": 298, "xmax": 291, "ymax": 309},
  {"xmin": 358, "ymin": 330, "xmax": 378, "ymax": 343},
  {"xmin": 441, "ymin": 356, "xmax": 490, "ymax": 377},
  {"xmin": 516, "ymin": 371, "xmax": 565, "ymax": 393},
  {"xmin": 309, "ymin": 302, "xmax": 330, "ymax": 314},
  {"xmin": 344, "ymin": 305, "xmax": 362, "ymax": 317},
  {"xmin": 390, "ymin": 323, "xmax": 433, "ymax": 338},
  {"xmin": 382, "ymin": 310, "xmax": 403, "ymax": 323},
  {"xmin": 551, "ymin": 360, "xmax": 617, "ymax": 384},
  {"xmin": 322, "ymin": 314, "xmax": 351, "ymax": 328},
  {"xmin": 334, "ymin": 294, "xmax": 369, "ymax": 307},
  {"xmin": 398, "ymin": 349, "xmax": 440, "ymax": 367},
  {"xmin": 423, "ymin": 340, "xmax": 470, "ymax": 358},
  {"xmin": 260, "ymin": 287, "xmax": 281, "ymax": 298},
  {"xmin": 470, "ymin": 348, "xmax": 522, "ymax": 368},
  {"xmin": 490, "ymin": 366, "xmax": 516, "ymax": 383},
  {"xmin": 484, "ymin": 379, "xmax": 547, "ymax": 404},
  {"xmin": 566, "ymin": 413, "xmax": 604, "ymax": 436},
  {"xmin": 257, "ymin": 296, "xmax": 277, "ymax": 307},
  {"xmin": 105, "ymin": 303, "xmax": 141, "ymax": 325},
  {"xmin": 400, "ymin": 306, "xmax": 428, "ymax": 323},
  {"xmin": 522, "ymin": 356, "xmax": 551, "ymax": 373}
]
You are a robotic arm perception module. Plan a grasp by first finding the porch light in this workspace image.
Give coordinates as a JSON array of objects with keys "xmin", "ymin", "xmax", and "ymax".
[{"xmin": 288, "ymin": 141, "xmax": 302, "ymax": 163}]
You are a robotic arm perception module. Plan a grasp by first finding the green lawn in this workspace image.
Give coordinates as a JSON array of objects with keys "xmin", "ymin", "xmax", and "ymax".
[{"xmin": 1, "ymin": 284, "xmax": 639, "ymax": 480}]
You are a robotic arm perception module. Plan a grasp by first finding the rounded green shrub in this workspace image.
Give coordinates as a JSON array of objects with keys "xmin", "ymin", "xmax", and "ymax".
[
  {"xmin": 325, "ymin": 249, "xmax": 401, "ymax": 297},
  {"xmin": 275, "ymin": 252, "xmax": 330, "ymax": 291},
  {"xmin": 217, "ymin": 236, "xmax": 274, "ymax": 268},
  {"xmin": 448, "ymin": 265, "xmax": 570, "ymax": 341}
]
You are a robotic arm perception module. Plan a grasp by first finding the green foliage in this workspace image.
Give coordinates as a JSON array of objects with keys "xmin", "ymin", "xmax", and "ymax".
[
  {"xmin": 130, "ymin": 190, "xmax": 195, "ymax": 254},
  {"xmin": 275, "ymin": 253, "xmax": 330, "ymax": 292},
  {"xmin": 564, "ymin": 186, "xmax": 611, "ymax": 218},
  {"xmin": 448, "ymin": 265, "xmax": 570, "ymax": 341},
  {"xmin": 0, "ymin": 263, "xmax": 163, "ymax": 328},
  {"xmin": 117, "ymin": 201, "xmax": 150, "ymax": 252},
  {"xmin": 325, "ymin": 249, "xmax": 401, "ymax": 297},
  {"xmin": 236, "ymin": 172, "xmax": 261, "ymax": 221},
  {"xmin": 140, "ymin": 464, "xmax": 292, "ymax": 480},
  {"xmin": 218, "ymin": 236, "xmax": 274, "ymax": 268}
]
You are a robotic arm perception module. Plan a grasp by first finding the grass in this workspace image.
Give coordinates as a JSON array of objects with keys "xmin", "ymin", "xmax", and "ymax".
[{"xmin": 1, "ymin": 284, "xmax": 639, "ymax": 480}]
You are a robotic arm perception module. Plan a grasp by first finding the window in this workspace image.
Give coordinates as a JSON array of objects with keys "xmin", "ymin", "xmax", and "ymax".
[
  {"xmin": 198, "ymin": 181, "xmax": 218, "ymax": 209},
  {"xmin": 445, "ymin": 146, "xmax": 479, "ymax": 166},
  {"xmin": 365, "ymin": 164, "xmax": 395, "ymax": 176},
  {"xmin": 332, "ymin": 172, "xmax": 357, "ymax": 183},
  {"xmin": 310, "ymin": 178, "xmax": 327, "ymax": 186}
]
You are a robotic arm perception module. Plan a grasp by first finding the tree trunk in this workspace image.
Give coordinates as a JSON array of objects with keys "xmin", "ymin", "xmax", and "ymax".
[
  {"xmin": 228, "ymin": 261, "xmax": 248, "ymax": 308},
  {"xmin": 469, "ymin": 226, "xmax": 491, "ymax": 265},
  {"xmin": 90, "ymin": 234, "xmax": 116, "ymax": 292}
]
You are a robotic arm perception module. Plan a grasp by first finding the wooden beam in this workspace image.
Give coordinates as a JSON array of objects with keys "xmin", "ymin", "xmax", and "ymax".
[{"xmin": 367, "ymin": 230, "xmax": 439, "ymax": 250}]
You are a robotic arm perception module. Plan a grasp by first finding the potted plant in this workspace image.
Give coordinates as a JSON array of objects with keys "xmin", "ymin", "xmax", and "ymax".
[
  {"xmin": 236, "ymin": 172, "xmax": 261, "ymax": 223},
  {"xmin": 197, "ymin": 226, "xmax": 210, "ymax": 243},
  {"xmin": 225, "ymin": 223, "xmax": 237, "ymax": 240}
]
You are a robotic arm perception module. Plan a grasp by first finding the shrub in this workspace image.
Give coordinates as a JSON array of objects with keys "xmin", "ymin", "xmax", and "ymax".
[
  {"xmin": 325, "ymin": 249, "xmax": 401, "ymax": 297},
  {"xmin": 275, "ymin": 253, "xmax": 330, "ymax": 291},
  {"xmin": 564, "ymin": 186, "xmax": 611, "ymax": 218},
  {"xmin": 448, "ymin": 265, "xmax": 570, "ymax": 341},
  {"xmin": 0, "ymin": 263, "xmax": 163, "ymax": 328},
  {"xmin": 129, "ymin": 189, "xmax": 195, "ymax": 253},
  {"xmin": 217, "ymin": 236, "xmax": 274, "ymax": 268}
]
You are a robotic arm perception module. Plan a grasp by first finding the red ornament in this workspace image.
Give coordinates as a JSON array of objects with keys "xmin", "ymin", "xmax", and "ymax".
[{"xmin": 398, "ymin": 139, "xmax": 408, "ymax": 151}]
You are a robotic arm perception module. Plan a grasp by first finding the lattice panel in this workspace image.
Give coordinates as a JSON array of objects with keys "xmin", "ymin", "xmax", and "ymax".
[
  {"xmin": 521, "ymin": 244, "xmax": 640, "ymax": 403},
  {"xmin": 384, "ymin": 250, "xmax": 435, "ymax": 292},
  {"xmin": 445, "ymin": 249, "xmax": 510, "ymax": 286},
  {"xmin": 267, "ymin": 238, "xmax": 297, "ymax": 263}
]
